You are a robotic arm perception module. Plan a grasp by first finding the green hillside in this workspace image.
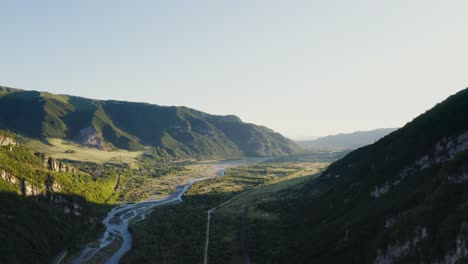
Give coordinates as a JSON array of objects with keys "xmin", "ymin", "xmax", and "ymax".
[
  {"xmin": 0, "ymin": 130, "xmax": 117, "ymax": 263},
  {"xmin": 240, "ymin": 87, "xmax": 468, "ymax": 263},
  {"xmin": 0, "ymin": 86, "xmax": 298, "ymax": 158},
  {"xmin": 0, "ymin": 85, "xmax": 298, "ymax": 263}
]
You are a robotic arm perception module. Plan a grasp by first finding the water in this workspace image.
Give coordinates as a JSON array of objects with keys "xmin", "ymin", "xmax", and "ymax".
[{"xmin": 73, "ymin": 158, "xmax": 266, "ymax": 264}]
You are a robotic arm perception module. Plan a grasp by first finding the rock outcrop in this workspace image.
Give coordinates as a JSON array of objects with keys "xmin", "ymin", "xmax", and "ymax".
[
  {"xmin": 0, "ymin": 170, "xmax": 19, "ymax": 185},
  {"xmin": 1, "ymin": 169, "xmax": 62, "ymax": 196},
  {"xmin": 46, "ymin": 157, "xmax": 58, "ymax": 171},
  {"xmin": 373, "ymin": 226, "xmax": 428, "ymax": 264},
  {"xmin": 371, "ymin": 130, "xmax": 468, "ymax": 198},
  {"xmin": 49, "ymin": 195, "xmax": 83, "ymax": 216},
  {"xmin": 42, "ymin": 156, "xmax": 77, "ymax": 173},
  {"xmin": 0, "ymin": 134, "xmax": 16, "ymax": 146},
  {"xmin": 1, "ymin": 169, "xmax": 41, "ymax": 196},
  {"xmin": 435, "ymin": 223, "xmax": 468, "ymax": 264},
  {"xmin": 20, "ymin": 179, "xmax": 43, "ymax": 196},
  {"xmin": 45, "ymin": 175, "xmax": 62, "ymax": 193},
  {"xmin": 77, "ymin": 127, "xmax": 103, "ymax": 149},
  {"xmin": 399, "ymin": 131, "xmax": 468, "ymax": 180}
]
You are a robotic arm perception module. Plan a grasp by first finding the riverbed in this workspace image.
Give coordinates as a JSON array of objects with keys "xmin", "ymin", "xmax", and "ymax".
[{"xmin": 71, "ymin": 158, "xmax": 266, "ymax": 264}]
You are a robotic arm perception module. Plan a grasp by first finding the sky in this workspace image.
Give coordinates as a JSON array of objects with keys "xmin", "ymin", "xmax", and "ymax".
[{"xmin": 1, "ymin": 1, "xmax": 467, "ymax": 139}]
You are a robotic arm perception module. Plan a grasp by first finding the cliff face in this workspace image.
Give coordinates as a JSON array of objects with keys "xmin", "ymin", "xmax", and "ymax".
[
  {"xmin": 0, "ymin": 169, "xmax": 62, "ymax": 196},
  {"xmin": 42, "ymin": 156, "xmax": 77, "ymax": 173},
  {"xmin": 0, "ymin": 144, "xmax": 74, "ymax": 196},
  {"xmin": 77, "ymin": 126, "xmax": 104, "ymax": 149},
  {"xmin": 0, "ymin": 128, "xmax": 117, "ymax": 264}
]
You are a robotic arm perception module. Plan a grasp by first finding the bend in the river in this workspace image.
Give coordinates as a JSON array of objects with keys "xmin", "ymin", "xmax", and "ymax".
[{"xmin": 72, "ymin": 158, "xmax": 266, "ymax": 264}]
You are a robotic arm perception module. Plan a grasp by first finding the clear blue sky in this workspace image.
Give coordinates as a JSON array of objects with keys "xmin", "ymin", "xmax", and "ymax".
[{"xmin": 1, "ymin": 1, "xmax": 467, "ymax": 139}]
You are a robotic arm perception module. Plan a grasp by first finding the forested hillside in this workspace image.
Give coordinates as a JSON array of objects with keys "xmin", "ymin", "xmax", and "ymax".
[
  {"xmin": 0, "ymin": 86, "xmax": 298, "ymax": 158},
  {"xmin": 245, "ymin": 87, "xmax": 468, "ymax": 263}
]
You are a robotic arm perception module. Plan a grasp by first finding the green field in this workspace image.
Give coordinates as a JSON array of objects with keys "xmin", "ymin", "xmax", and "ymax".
[{"xmin": 26, "ymin": 138, "xmax": 145, "ymax": 165}]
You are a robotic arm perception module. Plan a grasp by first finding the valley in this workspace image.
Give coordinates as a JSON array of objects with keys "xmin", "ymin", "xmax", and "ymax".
[
  {"xmin": 0, "ymin": 88, "xmax": 315, "ymax": 264},
  {"xmin": 69, "ymin": 158, "xmax": 269, "ymax": 264},
  {"xmin": 2, "ymin": 87, "xmax": 468, "ymax": 264},
  {"xmin": 122, "ymin": 155, "xmax": 333, "ymax": 264},
  {"xmin": 2, "ymin": 3, "xmax": 467, "ymax": 263}
]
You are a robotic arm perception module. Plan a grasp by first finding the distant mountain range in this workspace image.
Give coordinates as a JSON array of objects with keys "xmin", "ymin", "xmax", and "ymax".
[
  {"xmin": 297, "ymin": 128, "xmax": 397, "ymax": 150},
  {"xmin": 0, "ymin": 86, "xmax": 298, "ymax": 158}
]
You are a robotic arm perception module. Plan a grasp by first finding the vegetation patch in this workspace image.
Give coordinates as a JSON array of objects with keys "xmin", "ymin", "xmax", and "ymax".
[
  {"xmin": 123, "ymin": 158, "xmax": 329, "ymax": 264},
  {"xmin": 26, "ymin": 138, "xmax": 145, "ymax": 165}
]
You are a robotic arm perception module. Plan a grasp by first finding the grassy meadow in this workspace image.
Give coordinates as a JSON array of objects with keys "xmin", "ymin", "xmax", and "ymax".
[{"xmin": 26, "ymin": 138, "xmax": 145, "ymax": 165}]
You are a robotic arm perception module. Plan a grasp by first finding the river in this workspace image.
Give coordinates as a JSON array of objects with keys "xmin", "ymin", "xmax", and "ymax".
[{"xmin": 72, "ymin": 158, "xmax": 266, "ymax": 264}]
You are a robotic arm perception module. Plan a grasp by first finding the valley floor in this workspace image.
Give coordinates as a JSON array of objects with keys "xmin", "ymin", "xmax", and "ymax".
[
  {"xmin": 66, "ymin": 158, "xmax": 269, "ymax": 264},
  {"xmin": 122, "ymin": 155, "xmax": 330, "ymax": 264}
]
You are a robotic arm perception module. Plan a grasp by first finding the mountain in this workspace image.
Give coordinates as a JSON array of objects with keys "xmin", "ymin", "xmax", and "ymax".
[
  {"xmin": 0, "ymin": 86, "xmax": 298, "ymax": 158},
  {"xmin": 0, "ymin": 85, "xmax": 298, "ymax": 263},
  {"xmin": 297, "ymin": 128, "xmax": 397, "ymax": 151},
  {"xmin": 247, "ymin": 87, "xmax": 468, "ymax": 263}
]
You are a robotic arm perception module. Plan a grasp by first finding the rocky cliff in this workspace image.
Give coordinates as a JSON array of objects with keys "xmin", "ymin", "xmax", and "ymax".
[
  {"xmin": 0, "ymin": 169, "xmax": 62, "ymax": 196},
  {"xmin": 42, "ymin": 156, "xmax": 78, "ymax": 173}
]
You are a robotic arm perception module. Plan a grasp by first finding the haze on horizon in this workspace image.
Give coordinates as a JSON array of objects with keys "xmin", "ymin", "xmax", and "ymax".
[{"xmin": 1, "ymin": 1, "xmax": 467, "ymax": 139}]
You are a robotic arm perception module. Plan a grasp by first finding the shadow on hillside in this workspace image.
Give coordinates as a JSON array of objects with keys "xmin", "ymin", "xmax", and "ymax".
[{"xmin": 0, "ymin": 191, "xmax": 111, "ymax": 264}]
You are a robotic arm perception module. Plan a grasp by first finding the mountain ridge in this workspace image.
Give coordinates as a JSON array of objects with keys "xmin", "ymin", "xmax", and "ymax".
[
  {"xmin": 298, "ymin": 128, "xmax": 398, "ymax": 150},
  {"xmin": 0, "ymin": 86, "xmax": 298, "ymax": 158},
  {"xmin": 240, "ymin": 87, "xmax": 468, "ymax": 263}
]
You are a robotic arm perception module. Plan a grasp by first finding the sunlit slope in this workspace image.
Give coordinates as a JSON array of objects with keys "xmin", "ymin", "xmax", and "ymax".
[{"xmin": 0, "ymin": 86, "xmax": 298, "ymax": 158}]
